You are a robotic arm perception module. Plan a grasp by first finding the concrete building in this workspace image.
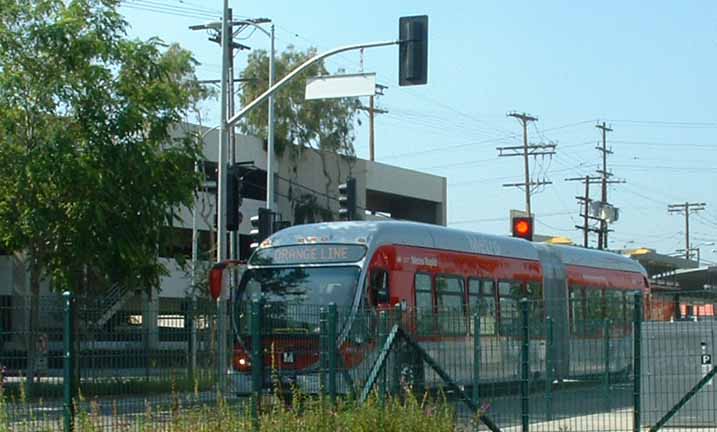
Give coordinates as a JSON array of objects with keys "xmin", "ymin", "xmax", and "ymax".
[{"xmin": 0, "ymin": 124, "xmax": 447, "ymax": 339}]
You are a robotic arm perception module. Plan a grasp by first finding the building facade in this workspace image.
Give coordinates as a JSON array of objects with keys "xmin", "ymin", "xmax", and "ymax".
[{"xmin": 0, "ymin": 125, "xmax": 447, "ymax": 338}]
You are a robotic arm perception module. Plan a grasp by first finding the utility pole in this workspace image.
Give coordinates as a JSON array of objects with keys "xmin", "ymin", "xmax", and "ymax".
[
  {"xmin": 565, "ymin": 175, "xmax": 602, "ymax": 247},
  {"xmin": 358, "ymin": 85, "xmax": 388, "ymax": 161},
  {"xmin": 190, "ymin": 1, "xmax": 242, "ymax": 392},
  {"xmin": 668, "ymin": 202, "xmax": 706, "ymax": 261},
  {"xmin": 216, "ymin": 0, "xmax": 230, "ymax": 392},
  {"xmin": 498, "ymin": 112, "xmax": 555, "ymax": 217},
  {"xmin": 595, "ymin": 122, "xmax": 613, "ymax": 249},
  {"xmin": 226, "ymin": 8, "xmax": 238, "ymax": 273}
]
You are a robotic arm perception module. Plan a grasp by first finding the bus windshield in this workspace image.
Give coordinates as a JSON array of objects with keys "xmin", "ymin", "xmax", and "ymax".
[{"xmin": 239, "ymin": 266, "xmax": 361, "ymax": 307}]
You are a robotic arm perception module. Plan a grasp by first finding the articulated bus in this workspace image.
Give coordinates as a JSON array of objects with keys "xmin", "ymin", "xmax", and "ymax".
[{"xmin": 217, "ymin": 221, "xmax": 650, "ymax": 393}]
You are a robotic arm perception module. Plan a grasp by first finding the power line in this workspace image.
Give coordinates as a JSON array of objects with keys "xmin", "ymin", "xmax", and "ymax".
[
  {"xmin": 611, "ymin": 164, "xmax": 717, "ymax": 172},
  {"xmin": 136, "ymin": 0, "xmax": 219, "ymax": 16},
  {"xmin": 611, "ymin": 140, "xmax": 717, "ymax": 150},
  {"xmin": 449, "ymin": 211, "xmax": 573, "ymax": 226},
  {"xmin": 167, "ymin": 0, "xmax": 220, "ymax": 13},
  {"xmin": 380, "ymin": 135, "xmax": 515, "ymax": 160},
  {"xmin": 416, "ymin": 157, "xmax": 499, "ymax": 171},
  {"xmin": 607, "ymin": 119, "xmax": 717, "ymax": 128},
  {"xmin": 120, "ymin": 0, "xmax": 218, "ymax": 19},
  {"xmin": 448, "ymin": 165, "xmax": 583, "ymax": 188}
]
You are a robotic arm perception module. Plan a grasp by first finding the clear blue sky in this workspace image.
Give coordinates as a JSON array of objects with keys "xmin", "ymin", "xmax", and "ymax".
[{"xmin": 119, "ymin": 1, "xmax": 717, "ymax": 264}]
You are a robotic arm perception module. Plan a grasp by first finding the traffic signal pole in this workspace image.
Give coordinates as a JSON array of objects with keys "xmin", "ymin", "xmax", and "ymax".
[{"xmin": 225, "ymin": 40, "xmax": 401, "ymax": 128}]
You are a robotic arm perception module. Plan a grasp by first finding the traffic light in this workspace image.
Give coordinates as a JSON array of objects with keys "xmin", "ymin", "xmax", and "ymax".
[
  {"xmin": 338, "ymin": 177, "xmax": 357, "ymax": 221},
  {"xmin": 226, "ymin": 164, "xmax": 243, "ymax": 231},
  {"xmin": 512, "ymin": 216, "xmax": 534, "ymax": 241},
  {"xmin": 399, "ymin": 15, "xmax": 428, "ymax": 86},
  {"xmin": 250, "ymin": 208, "xmax": 273, "ymax": 248}
]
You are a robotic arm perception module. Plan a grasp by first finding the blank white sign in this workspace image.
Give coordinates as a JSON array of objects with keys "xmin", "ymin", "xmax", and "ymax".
[{"xmin": 305, "ymin": 73, "xmax": 376, "ymax": 100}]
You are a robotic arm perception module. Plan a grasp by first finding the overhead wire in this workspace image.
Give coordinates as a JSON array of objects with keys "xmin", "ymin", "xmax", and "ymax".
[
  {"xmin": 449, "ymin": 211, "xmax": 574, "ymax": 226},
  {"xmin": 120, "ymin": 0, "xmax": 219, "ymax": 20},
  {"xmin": 607, "ymin": 119, "xmax": 717, "ymax": 129},
  {"xmin": 611, "ymin": 140, "xmax": 717, "ymax": 150}
]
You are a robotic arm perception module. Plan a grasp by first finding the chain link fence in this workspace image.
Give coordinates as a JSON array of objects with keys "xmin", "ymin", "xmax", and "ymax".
[{"xmin": 2, "ymin": 292, "xmax": 716, "ymax": 431}]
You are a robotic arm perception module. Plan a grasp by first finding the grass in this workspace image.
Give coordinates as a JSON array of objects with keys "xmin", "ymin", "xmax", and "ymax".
[{"xmin": 0, "ymin": 382, "xmax": 461, "ymax": 432}]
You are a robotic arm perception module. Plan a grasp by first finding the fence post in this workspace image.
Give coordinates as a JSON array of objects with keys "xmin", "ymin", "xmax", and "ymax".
[
  {"xmin": 545, "ymin": 316, "xmax": 553, "ymax": 421},
  {"xmin": 603, "ymin": 319, "xmax": 611, "ymax": 411},
  {"xmin": 473, "ymin": 312, "xmax": 481, "ymax": 405},
  {"xmin": 391, "ymin": 304, "xmax": 402, "ymax": 395},
  {"xmin": 633, "ymin": 292, "xmax": 643, "ymax": 432},
  {"xmin": 186, "ymin": 299, "xmax": 195, "ymax": 383},
  {"xmin": 250, "ymin": 297, "xmax": 264, "ymax": 429},
  {"xmin": 319, "ymin": 306, "xmax": 328, "ymax": 394},
  {"xmin": 63, "ymin": 291, "xmax": 76, "ymax": 432},
  {"xmin": 328, "ymin": 303, "xmax": 338, "ymax": 403},
  {"xmin": 520, "ymin": 298, "xmax": 530, "ymax": 432},
  {"xmin": 378, "ymin": 310, "xmax": 388, "ymax": 404}
]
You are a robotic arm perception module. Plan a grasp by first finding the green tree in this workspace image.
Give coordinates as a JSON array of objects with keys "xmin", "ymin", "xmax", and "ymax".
[
  {"xmin": 239, "ymin": 47, "xmax": 361, "ymax": 217},
  {"xmin": 0, "ymin": 0, "xmax": 207, "ymax": 386}
]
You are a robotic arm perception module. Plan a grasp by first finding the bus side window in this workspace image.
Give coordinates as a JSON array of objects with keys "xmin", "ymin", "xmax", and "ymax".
[
  {"xmin": 370, "ymin": 269, "xmax": 390, "ymax": 306},
  {"xmin": 569, "ymin": 286, "xmax": 585, "ymax": 335},
  {"xmin": 468, "ymin": 278, "xmax": 495, "ymax": 335},
  {"xmin": 604, "ymin": 289, "xmax": 624, "ymax": 322},
  {"xmin": 498, "ymin": 281, "xmax": 520, "ymax": 336},
  {"xmin": 415, "ymin": 273, "xmax": 433, "ymax": 335},
  {"xmin": 436, "ymin": 275, "xmax": 465, "ymax": 335}
]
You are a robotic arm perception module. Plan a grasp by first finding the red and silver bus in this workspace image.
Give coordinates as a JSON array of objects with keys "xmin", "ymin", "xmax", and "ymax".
[{"xmin": 219, "ymin": 220, "xmax": 650, "ymax": 393}]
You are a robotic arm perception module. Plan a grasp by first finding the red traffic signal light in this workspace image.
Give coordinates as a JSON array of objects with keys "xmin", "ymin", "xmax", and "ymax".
[
  {"xmin": 512, "ymin": 217, "xmax": 534, "ymax": 241},
  {"xmin": 208, "ymin": 264, "xmax": 225, "ymax": 301}
]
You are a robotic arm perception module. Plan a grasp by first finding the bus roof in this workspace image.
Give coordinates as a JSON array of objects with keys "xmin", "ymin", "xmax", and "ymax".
[
  {"xmin": 266, "ymin": 220, "xmax": 540, "ymax": 261},
  {"xmin": 541, "ymin": 243, "xmax": 647, "ymax": 275},
  {"xmin": 265, "ymin": 220, "xmax": 647, "ymax": 275}
]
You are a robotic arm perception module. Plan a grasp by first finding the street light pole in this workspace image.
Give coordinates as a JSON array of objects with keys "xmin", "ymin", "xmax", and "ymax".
[{"xmin": 267, "ymin": 24, "xmax": 276, "ymax": 210}]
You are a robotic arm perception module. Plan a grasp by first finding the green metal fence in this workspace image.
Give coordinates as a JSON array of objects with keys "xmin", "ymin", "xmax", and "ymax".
[
  {"xmin": 3, "ymin": 291, "xmax": 717, "ymax": 431},
  {"xmin": 0, "ymin": 293, "xmax": 237, "ymax": 431}
]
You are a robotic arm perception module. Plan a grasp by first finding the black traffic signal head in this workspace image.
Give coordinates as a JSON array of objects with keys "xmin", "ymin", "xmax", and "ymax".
[
  {"xmin": 226, "ymin": 164, "xmax": 243, "ymax": 231},
  {"xmin": 399, "ymin": 15, "xmax": 428, "ymax": 86},
  {"xmin": 249, "ymin": 208, "xmax": 273, "ymax": 249},
  {"xmin": 338, "ymin": 177, "xmax": 357, "ymax": 221},
  {"xmin": 512, "ymin": 216, "xmax": 534, "ymax": 241}
]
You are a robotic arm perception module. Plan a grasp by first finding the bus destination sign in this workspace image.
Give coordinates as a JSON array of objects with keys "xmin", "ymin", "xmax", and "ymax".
[{"xmin": 251, "ymin": 244, "xmax": 366, "ymax": 265}]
